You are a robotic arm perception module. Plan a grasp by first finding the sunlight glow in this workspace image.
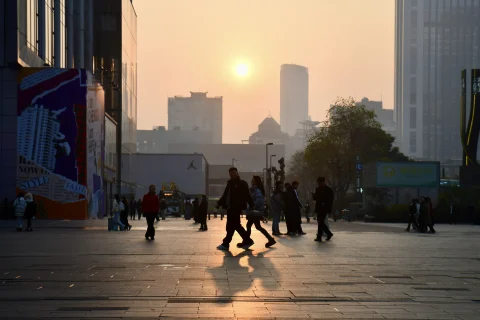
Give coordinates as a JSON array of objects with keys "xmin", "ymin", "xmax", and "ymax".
[{"xmin": 235, "ymin": 63, "xmax": 249, "ymax": 77}]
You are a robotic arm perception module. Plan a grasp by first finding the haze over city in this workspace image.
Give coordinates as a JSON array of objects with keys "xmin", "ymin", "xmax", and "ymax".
[{"xmin": 136, "ymin": 0, "xmax": 395, "ymax": 143}]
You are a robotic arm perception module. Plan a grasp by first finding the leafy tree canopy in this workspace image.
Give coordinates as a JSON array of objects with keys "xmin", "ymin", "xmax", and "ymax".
[{"xmin": 289, "ymin": 97, "xmax": 409, "ymax": 203}]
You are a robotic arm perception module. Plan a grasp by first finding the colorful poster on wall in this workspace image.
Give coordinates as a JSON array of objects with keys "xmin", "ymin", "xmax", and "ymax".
[
  {"xmin": 17, "ymin": 68, "xmax": 104, "ymax": 219},
  {"xmin": 86, "ymin": 73, "xmax": 105, "ymax": 219}
]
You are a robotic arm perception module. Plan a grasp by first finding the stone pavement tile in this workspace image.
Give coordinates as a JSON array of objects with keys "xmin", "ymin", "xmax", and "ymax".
[
  {"xmin": 413, "ymin": 314, "xmax": 462, "ymax": 319},
  {"xmin": 307, "ymin": 313, "xmax": 354, "ymax": 319},
  {"xmin": 164, "ymin": 303, "xmax": 200, "ymax": 308},
  {"xmin": 296, "ymin": 305, "xmax": 338, "ymax": 312},
  {"xmin": 48, "ymin": 311, "xmax": 89, "ymax": 317},
  {"xmin": 340, "ymin": 314, "xmax": 386, "ymax": 319},
  {"xmin": 330, "ymin": 306, "xmax": 377, "ymax": 313},
  {"xmin": 291, "ymin": 290, "xmax": 335, "ymax": 298},
  {"xmin": 161, "ymin": 308, "xmax": 199, "ymax": 314},
  {"xmin": 329, "ymin": 292, "xmax": 374, "ymax": 299},
  {"xmin": 381, "ymin": 314, "xmax": 430, "ymax": 319},
  {"xmin": 216, "ymin": 289, "xmax": 255, "ymax": 296},
  {"xmin": 372, "ymin": 308, "xmax": 411, "ymax": 314},
  {"xmin": 253, "ymin": 290, "xmax": 294, "ymax": 298}
]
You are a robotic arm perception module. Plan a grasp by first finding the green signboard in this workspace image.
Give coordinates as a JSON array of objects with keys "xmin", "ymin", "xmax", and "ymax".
[{"xmin": 376, "ymin": 162, "xmax": 440, "ymax": 187}]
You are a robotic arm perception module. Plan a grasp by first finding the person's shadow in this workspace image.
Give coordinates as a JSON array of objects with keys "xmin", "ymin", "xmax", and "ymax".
[{"xmin": 206, "ymin": 248, "xmax": 279, "ymax": 302}]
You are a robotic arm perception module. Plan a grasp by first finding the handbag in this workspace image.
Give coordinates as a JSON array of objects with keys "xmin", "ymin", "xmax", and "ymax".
[{"xmin": 246, "ymin": 210, "xmax": 264, "ymax": 219}]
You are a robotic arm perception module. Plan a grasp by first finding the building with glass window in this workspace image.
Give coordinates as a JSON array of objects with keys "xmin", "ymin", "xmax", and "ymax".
[
  {"xmin": 395, "ymin": 0, "xmax": 480, "ymax": 163},
  {"xmin": 0, "ymin": 1, "xmax": 134, "ymax": 212},
  {"xmin": 93, "ymin": 0, "xmax": 137, "ymax": 196}
]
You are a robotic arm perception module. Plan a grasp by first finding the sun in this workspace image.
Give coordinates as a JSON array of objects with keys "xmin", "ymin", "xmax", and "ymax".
[{"xmin": 235, "ymin": 63, "xmax": 249, "ymax": 77}]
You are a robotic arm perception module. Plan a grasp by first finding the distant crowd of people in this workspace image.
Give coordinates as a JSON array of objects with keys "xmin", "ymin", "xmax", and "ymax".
[
  {"xmin": 102, "ymin": 166, "xmax": 335, "ymax": 248},
  {"xmin": 214, "ymin": 167, "xmax": 335, "ymax": 250}
]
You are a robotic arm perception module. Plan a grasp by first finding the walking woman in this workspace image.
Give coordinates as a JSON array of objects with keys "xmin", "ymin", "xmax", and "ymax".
[
  {"xmin": 240, "ymin": 176, "xmax": 276, "ymax": 248},
  {"xmin": 111, "ymin": 195, "xmax": 125, "ymax": 231}
]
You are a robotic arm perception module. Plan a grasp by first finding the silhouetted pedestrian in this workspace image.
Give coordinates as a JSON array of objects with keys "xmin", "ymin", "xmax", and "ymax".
[
  {"xmin": 24, "ymin": 193, "xmax": 36, "ymax": 232},
  {"xmin": 271, "ymin": 181, "xmax": 285, "ymax": 236},
  {"xmin": 199, "ymin": 195, "xmax": 208, "ymax": 231},
  {"xmin": 313, "ymin": 177, "xmax": 334, "ymax": 242},
  {"xmin": 242, "ymin": 176, "xmax": 275, "ymax": 248},
  {"xmin": 216, "ymin": 167, "xmax": 254, "ymax": 251},
  {"xmin": 142, "ymin": 185, "xmax": 160, "ymax": 240},
  {"xmin": 13, "ymin": 193, "xmax": 27, "ymax": 232}
]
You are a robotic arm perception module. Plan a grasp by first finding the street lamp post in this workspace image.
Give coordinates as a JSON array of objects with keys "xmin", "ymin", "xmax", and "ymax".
[
  {"xmin": 265, "ymin": 143, "xmax": 273, "ymax": 209},
  {"xmin": 270, "ymin": 154, "xmax": 276, "ymax": 170}
]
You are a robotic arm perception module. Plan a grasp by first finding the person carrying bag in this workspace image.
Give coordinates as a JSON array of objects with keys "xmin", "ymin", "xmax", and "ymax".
[{"xmin": 240, "ymin": 176, "xmax": 276, "ymax": 248}]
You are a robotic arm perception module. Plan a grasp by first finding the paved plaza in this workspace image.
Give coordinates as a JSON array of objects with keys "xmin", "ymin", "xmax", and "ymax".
[{"xmin": 0, "ymin": 217, "xmax": 479, "ymax": 319}]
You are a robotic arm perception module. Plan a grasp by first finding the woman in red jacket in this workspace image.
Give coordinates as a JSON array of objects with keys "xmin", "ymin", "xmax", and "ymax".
[{"xmin": 142, "ymin": 185, "xmax": 160, "ymax": 240}]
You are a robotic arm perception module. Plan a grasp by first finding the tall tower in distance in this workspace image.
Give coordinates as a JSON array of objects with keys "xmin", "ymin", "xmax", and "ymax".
[{"xmin": 280, "ymin": 64, "xmax": 309, "ymax": 136}]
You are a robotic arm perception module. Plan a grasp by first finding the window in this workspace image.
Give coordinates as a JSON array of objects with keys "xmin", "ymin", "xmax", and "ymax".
[
  {"xmin": 410, "ymin": 47, "xmax": 417, "ymax": 74},
  {"xmin": 26, "ymin": 0, "xmax": 38, "ymax": 53},
  {"xmin": 411, "ymin": 9, "xmax": 417, "ymax": 29},
  {"xmin": 410, "ymin": 77, "xmax": 417, "ymax": 104},
  {"xmin": 410, "ymin": 108, "xmax": 417, "ymax": 129},
  {"xmin": 409, "ymin": 132, "xmax": 417, "ymax": 153}
]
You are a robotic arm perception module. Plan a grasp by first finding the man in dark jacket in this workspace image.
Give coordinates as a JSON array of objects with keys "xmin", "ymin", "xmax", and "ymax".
[
  {"xmin": 199, "ymin": 195, "xmax": 208, "ymax": 231},
  {"xmin": 313, "ymin": 177, "xmax": 334, "ymax": 242},
  {"xmin": 142, "ymin": 185, "xmax": 160, "ymax": 240},
  {"xmin": 284, "ymin": 182, "xmax": 305, "ymax": 235},
  {"xmin": 216, "ymin": 167, "xmax": 254, "ymax": 250}
]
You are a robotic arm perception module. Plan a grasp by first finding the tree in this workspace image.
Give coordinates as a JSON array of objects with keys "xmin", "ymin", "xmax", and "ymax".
[{"xmin": 302, "ymin": 97, "xmax": 409, "ymax": 207}]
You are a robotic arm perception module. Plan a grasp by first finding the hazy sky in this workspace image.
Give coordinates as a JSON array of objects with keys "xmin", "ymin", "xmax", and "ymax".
[{"xmin": 135, "ymin": 0, "xmax": 394, "ymax": 144}]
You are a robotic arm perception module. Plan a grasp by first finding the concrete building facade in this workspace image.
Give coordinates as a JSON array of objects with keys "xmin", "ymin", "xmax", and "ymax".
[
  {"xmin": 280, "ymin": 64, "xmax": 309, "ymax": 136},
  {"xmin": 395, "ymin": 0, "xmax": 480, "ymax": 162},
  {"xmin": 136, "ymin": 127, "xmax": 213, "ymax": 154},
  {"xmin": 168, "ymin": 92, "xmax": 222, "ymax": 144}
]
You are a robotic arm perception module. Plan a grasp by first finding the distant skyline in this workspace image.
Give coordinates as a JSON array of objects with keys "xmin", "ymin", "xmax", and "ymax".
[{"xmin": 135, "ymin": 0, "xmax": 394, "ymax": 143}]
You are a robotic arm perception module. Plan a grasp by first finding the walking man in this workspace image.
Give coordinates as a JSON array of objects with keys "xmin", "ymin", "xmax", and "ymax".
[
  {"xmin": 216, "ymin": 167, "xmax": 255, "ymax": 250},
  {"xmin": 313, "ymin": 177, "xmax": 334, "ymax": 242},
  {"xmin": 129, "ymin": 197, "xmax": 137, "ymax": 220},
  {"xmin": 142, "ymin": 185, "xmax": 160, "ymax": 240}
]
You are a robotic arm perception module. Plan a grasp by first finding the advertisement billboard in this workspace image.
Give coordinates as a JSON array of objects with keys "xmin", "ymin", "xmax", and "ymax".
[
  {"xmin": 376, "ymin": 162, "xmax": 440, "ymax": 188},
  {"xmin": 17, "ymin": 68, "xmax": 104, "ymax": 219}
]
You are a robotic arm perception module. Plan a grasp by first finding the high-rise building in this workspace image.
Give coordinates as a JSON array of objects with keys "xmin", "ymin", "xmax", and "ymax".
[
  {"xmin": 93, "ymin": 0, "xmax": 138, "ymax": 194},
  {"xmin": 280, "ymin": 64, "xmax": 309, "ymax": 136},
  {"xmin": 395, "ymin": 0, "xmax": 480, "ymax": 162},
  {"xmin": 168, "ymin": 92, "xmax": 223, "ymax": 144}
]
